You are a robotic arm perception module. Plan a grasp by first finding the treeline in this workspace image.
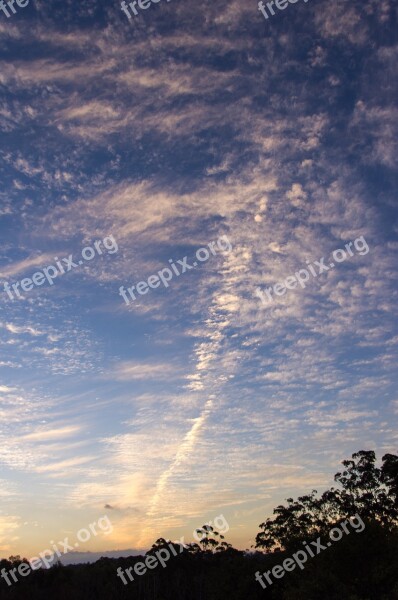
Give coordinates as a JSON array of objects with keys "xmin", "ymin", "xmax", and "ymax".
[{"xmin": 1, "ymin": 450, "xmax": 397, "ymax": 599}]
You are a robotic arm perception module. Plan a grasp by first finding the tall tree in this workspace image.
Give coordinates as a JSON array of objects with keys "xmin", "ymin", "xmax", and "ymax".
[{"xmin": 255, "ymin": 450, "xmax": 398, "ymax": 551}]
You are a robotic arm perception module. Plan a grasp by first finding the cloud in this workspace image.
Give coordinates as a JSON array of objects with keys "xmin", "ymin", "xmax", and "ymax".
[
  {"xmin": 1, "ymin": 322, "xmax": 44, "ymax": 336},
  {"xmin": 109, "ymin": 361, "xmax": 182, "ymax": 381},
  {"xmin": 22, "ymin": 425, "xmax": 82, "ymax": 442},
  {"xmin": 0, "ymin": 515, "xmax": 20, "ymax": 553},
  {"xmin": 34, "ymin": 456, "xmax": 96, "ymax": 475},
  {"xmin": 0, "ymin": 0, "xmax": 396, "ymax": 554}
]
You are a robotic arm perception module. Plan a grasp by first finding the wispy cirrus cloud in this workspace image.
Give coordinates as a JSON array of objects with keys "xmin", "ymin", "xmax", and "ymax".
[{"xmin": 0, "ymin": 0, "xmax": 396, "ymax": 556}]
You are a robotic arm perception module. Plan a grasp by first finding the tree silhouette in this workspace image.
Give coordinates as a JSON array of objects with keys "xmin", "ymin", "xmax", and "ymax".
[
  {"xmin": 255, "ymin": 450, "xmax": 398, "ymax": 551},
  {"xmin": 1, "ymin": 450, "xmax": 397, "ymax": 600},
  {"xmin": 195, "ymin": 524, "xmax": 227, "ymax": 553}
]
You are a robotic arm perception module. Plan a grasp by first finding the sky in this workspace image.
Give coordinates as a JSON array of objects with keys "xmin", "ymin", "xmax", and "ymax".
[{"xmin": 0, "ymin": 0, "xmax": 397, "ymax": 560}]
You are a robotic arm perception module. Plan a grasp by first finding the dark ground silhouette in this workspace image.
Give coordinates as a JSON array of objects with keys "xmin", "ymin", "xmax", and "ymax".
[{"xmin": 1, "ymin": 450, "xmax": 397, "ymax": 599}]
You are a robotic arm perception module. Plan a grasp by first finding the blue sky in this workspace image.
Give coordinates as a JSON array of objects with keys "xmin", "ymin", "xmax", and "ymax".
[{"xmin": 0, "ymin": 0, "xmax": 397, "ymax": 558}]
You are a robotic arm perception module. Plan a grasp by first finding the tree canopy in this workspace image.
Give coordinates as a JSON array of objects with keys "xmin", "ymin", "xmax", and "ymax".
[{"xmin": 255, "ymin": 450, "xmax": 398, "ymax": 551}]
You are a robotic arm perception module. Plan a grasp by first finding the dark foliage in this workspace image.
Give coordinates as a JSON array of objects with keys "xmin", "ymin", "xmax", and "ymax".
[{"xmin": 255, "ymin": 451, "xmax": 398, "ymax": 551}]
